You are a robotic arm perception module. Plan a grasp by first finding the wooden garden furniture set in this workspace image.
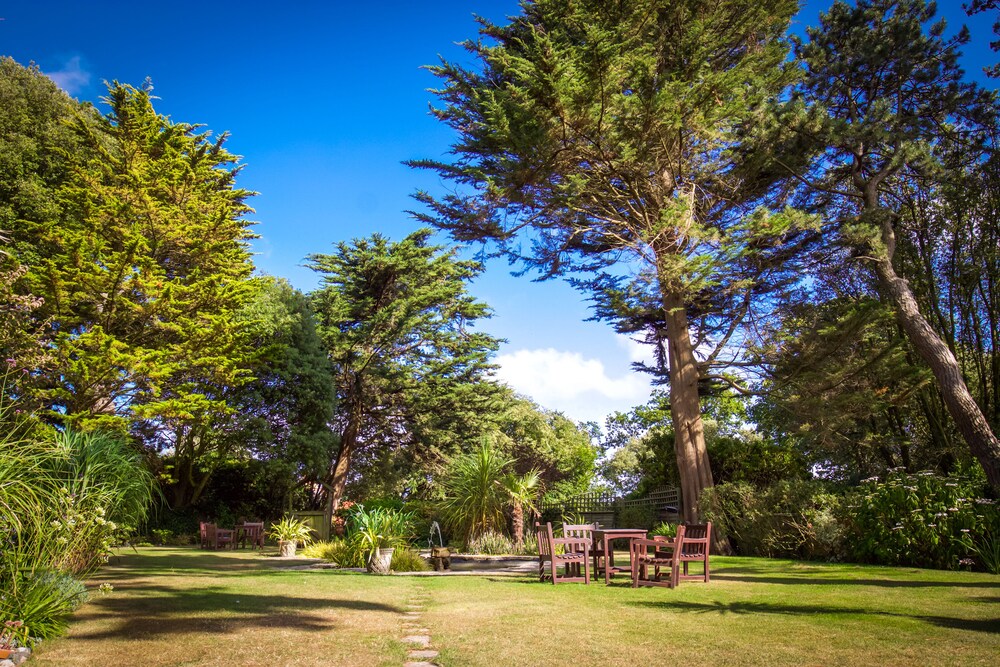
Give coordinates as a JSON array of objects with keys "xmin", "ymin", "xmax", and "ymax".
[
  {"xmin": 535, "ymin": 521, "xmax": 711, "ymax": 588},
  {"xmin": 199, "ymin": 521, "xmax": 265, "ymax": 550}
]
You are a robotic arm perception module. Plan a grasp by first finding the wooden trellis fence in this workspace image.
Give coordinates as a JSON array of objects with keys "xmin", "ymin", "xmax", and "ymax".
[{"xmin": 540, "ymin": 486, "xmax": 681, "ymax": 527}]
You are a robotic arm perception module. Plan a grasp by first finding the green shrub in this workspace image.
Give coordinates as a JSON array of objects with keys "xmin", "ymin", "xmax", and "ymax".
[
  {"xmin": 651, "ymin": 522, "xmax": 677, "ymax": 538},
  {"xmin": 268, "ymin": 516, "xmax": 315, "ymax": 546},
  {"xmin": 467, "ymin": 530, "xmax": 515, "ymax": 555},
  {"xmin": 844, "ymin": 469, "xmax": 996, "ymax": 571},
  {"xmin": 0, "ymin": 419, "xmax": 155, "ymax": 641},
  {"xmin": 300, "ymin": 539, "xmax": 366, "ymax": 567},
  {"xmin": 615, "ymin": 504, "xmax": 656, "ymax": 530},
  {"xmin": 390, "ymin": 548, "xmax": 430, "ymax": 572},
  {"xmin": 700, "ymin": 480, "xmax": 843, "ymax": 560},
  {"xmin": 150, "ymin": 529, "xmax": 172, "ymax": 545}
]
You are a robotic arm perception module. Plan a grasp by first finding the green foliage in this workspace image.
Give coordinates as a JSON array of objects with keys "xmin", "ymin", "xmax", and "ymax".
[
  {"xmin": 268, "ymin": 517, "xmax": 315, "ymax": 545},
  {"xmin": 750, "ymin": 297, "xmax": 968, "ymax": 482},
  {"xmin": 494, "ymin": 394, "xmax": 598, "ymax": 502},
  {"xmin": 651, "ymin": 522, "xmax": 678, "ymax": 539},
  {"xmin": 0, "ymin": 409, "xmax": 155, "ymax": 641},
  {"xmin": 844, "ymin": 470, "xmax": 997, "ymax": 570},
  {"xmin": 390, "ymin": 549, "xmax": 431, "ymax": 572},
  {"xmin": 438, "ymin": 440, "xmax": 540, "ymax": 547},
  {"xmin": 300, "ymin": 539, "xmax": 366, "ymax": 567},
  {"xmin": 309, "ymin": 229, "xmax": 502, "ymax": 506},
  {"xmin": 602, "ymin": 391, "xmax": 807, "ymax": 495},
  {"xmin": 467, "ymin": 530, "xmax": 516, "ymax": 556},
  {"xmin": 615, "ymin": 504, "xmax": 657, "ymax": 531},
  {"xmin": 225, "ymin": 278, "xmax": 338, "ymax": 509},
  {"xmin": 701, "ymin": 481, "xmax": 844, "ymax": 560},
  {"xmin": 778, "ymin": 0, "xmax": 1000, "ymax": 486},
  {"xmin": 346, "ymin": 505, "xmax": 414, "ymax": 563}
]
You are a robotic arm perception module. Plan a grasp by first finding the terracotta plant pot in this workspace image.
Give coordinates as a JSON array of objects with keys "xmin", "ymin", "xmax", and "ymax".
[
  {"xmin": 0, "ymin": 648, "xmax": 11, "ymax": 659},
  {"xmin": 367, "ymin": 547, "xmax": 394, "ymax": 574},
  {"xmin": 278, "ymin": 540, "xmax": 297, "ymax": 558}
]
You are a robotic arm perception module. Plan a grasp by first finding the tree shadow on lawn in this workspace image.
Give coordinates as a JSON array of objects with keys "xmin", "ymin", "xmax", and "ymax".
[
  {"xmin": 712, "ymin": 565, "xmax": 1000, "ymax": 589},
  {"xmin": 69, "ymin": 586, "xmax": 401, "ymax": 640},
  {"xmin": 105, "ymin": 549, "xmax": 312, "ymax": 575},
  {"xmin": 628, "ymin": 599, "xmax": 1000, "ymax": 634}
]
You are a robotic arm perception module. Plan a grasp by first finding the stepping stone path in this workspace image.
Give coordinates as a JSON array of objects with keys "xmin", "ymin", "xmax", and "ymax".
[{"xmin": 400, "ymin": 588, "xmax": 440, "ymax": 667}]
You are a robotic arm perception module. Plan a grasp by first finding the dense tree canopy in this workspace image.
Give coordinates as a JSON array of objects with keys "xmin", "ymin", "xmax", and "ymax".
[
  {"xmin": 411, "ymin": 0, "xmax": 815, "ymax": 521},
  {"xmin": 767, "ymin": 0, "xmax": 1000, "ymax": 488},
  {"xmin": 309, "ymin": 229, "xmax": 503, "ymax": 511}
]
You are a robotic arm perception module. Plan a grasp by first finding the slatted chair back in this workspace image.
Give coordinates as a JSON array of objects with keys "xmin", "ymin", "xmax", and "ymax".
[
  {"xmin": 678, "ymin": 521, "xmax": 711, "ymax": 583},
  {"xmin": 561, "ymin": 523, "xmax": 595, "ymax": 541},
  {"xmin": 243, "ymin": 522, "xmax": 265, "ymax": 549},
  {"xmin": 535, "ymin": 521, "xmax": 554, "ymax": 558},
  {"xmin": 563, "ymin": 522, "xmax": 608, "ymax": 577}
]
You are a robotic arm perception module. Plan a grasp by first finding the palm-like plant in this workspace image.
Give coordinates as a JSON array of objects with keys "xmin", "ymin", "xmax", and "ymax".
[
  {"xmin": 439, "ymin": 439, "xmax": 541, "ymax": 550},
  {"xmin": 501, "ymin": 469, "xmax": 541, "ymax": 552}
]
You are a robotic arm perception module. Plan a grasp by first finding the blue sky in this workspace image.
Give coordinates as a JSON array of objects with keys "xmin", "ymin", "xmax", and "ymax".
[{"xmin": 3, "ymin": 1, "xmax": 996, "ymax": 425}]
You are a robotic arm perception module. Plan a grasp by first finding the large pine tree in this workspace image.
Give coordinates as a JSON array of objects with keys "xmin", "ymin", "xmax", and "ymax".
[
  {"xmin": 410, "ymin": 0, "xmax": 807, "ymax": 521},
  {"xmin": 309, "ymin": 229, "xmax": 502, "ymax": 511}
]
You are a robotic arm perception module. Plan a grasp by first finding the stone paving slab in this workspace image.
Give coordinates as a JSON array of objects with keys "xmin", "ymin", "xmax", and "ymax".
[
  {"xmin": 408, "ymin": 650, "xmax": 439, "ymax": 659},
  {"xmin": 401, "ymin": 635, "xmax": 431, "ymax": 647}
]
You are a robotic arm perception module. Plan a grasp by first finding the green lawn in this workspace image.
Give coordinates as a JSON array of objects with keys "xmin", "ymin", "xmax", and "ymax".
[{"xmin": 28, "ymin": 547, "xmax": 999, "ymax": 667}]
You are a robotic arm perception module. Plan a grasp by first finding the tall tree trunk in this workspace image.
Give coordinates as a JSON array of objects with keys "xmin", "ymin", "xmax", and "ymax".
[
  {"xmin": 659, "ymin": 286, "xmax": 714, "ymax": 523},
  {"xmin": 511, "ymin": 502, "xmax": 524, "ymax": 551},
  {"xmin": 870, "ymin": 204, "xmax": 1000, "ymax": 489},
  {"xmin": 327, "ymin": 384, "xmax": 364, "ymax": 513}
]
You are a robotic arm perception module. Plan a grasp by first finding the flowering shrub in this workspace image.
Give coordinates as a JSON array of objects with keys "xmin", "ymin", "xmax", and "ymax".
[
  {"xmin": 0, "ymin": 419, "xmax": 155, "ymax": 641},
  {"xmin": 844, "ymin": 469, "xmax": 996, "ymax": 571}
]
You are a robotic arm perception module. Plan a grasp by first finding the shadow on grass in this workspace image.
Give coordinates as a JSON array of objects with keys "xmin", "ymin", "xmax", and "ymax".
[
  {"xmin": 100, "ymin": 549, "xmax": 319, "ymax": 580},
  {"xmin": 712, "ymin": 567, "xmax": 1000, "ymax": 589},
  {"xmin": 628, "ymin": 599, "xmax": 1000, "ymax": 634},
  {"xmin": 71, "ymin": 587, "xmax": 400, "ymax": 640}
]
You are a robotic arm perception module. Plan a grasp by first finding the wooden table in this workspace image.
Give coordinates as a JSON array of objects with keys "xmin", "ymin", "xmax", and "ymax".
[
  {"xmin": 592, "ymin": 528, "xmax": 648, "ymax": 585},
  {"xmin": 214, "ymin": 528, "xmax": 234, "ymax": 549}
]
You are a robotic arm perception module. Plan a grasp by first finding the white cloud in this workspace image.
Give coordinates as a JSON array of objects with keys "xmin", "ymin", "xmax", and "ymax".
[
  {"xmin": 46, "ymin": 56, "xmax": 91, "ymax": 95},
  {"xmin": 494, "ymin": 345, "xmax": 653, "ymax": 425},
  {"xmin": 616, "ymin": 333, "xmax": 656, "ymax": 365}
]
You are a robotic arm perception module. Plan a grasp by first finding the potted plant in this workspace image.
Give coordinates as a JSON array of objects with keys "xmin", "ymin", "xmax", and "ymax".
[
  {"xmin": 268, "ymin": 516, "xmax": 314, "ymax": 557},
  {"xmin": 0, "ymin": 620, "xmax": 28, "ymax": 660},
  {"xmin": 348, "ymin": 505, "xmax": 414, "ymax": 574}
]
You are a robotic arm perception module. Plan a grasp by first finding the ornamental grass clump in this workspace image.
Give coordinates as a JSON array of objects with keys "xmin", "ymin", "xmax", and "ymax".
[
  {"xmin": 467, "ymin": 529, "xmax": 515, "ymax": 555},
  {"xmin": 845, "ymin": 469, "xmax": 997, "ymax": 571},
  {"xmin": 0, "ymin": 409, "xmax": 155, "ymax": 642}
]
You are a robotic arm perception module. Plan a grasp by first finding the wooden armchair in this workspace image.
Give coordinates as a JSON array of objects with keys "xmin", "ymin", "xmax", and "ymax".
[
  {"xmin": 239, "ymin": 522, "xmax": 265, "ymax": 550},
  {"xmin": 630, "ymin": 525, "xmax": 686, "ymax": 588},
  {"xmin": 535, "ymin": 522, "xmax": 590, "ymax": 585},
  {"xmin": 678, "ymin": 522, "xmax": 711, "ymax": 583},
  {"xmin": 562, "ymin": 522, "xmax": 605, "ymax": 580}
]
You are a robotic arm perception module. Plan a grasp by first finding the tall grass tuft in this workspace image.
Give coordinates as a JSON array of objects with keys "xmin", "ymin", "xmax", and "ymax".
[{"xmin": 0, "ymin": 403, "xmax": 156, "ymax": 642}]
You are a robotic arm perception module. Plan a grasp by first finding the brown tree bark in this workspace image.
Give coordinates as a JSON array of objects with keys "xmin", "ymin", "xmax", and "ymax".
[
  {"xmin": 660, "ymin": 285, "xmax": 715, "ymax": 524},
  {"xmin": 327, "ymin": 381, "xmax": 364, "ymax": 513},
  {"xmin": 868, "ymin": 200, "xmax": 1000, "ymax": 490}
]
